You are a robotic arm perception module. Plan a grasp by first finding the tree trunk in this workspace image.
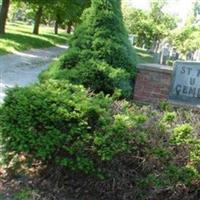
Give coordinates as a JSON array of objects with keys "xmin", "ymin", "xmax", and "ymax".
[
  {"xmin": 0, "ymin": 0, "xmax": 10, "ymax": 34},
  {"xmin": 149, "ymin": 40, "xmax": 157, "ymax": 53},
  {"xmin": 66, "ymin": 21, "xmax": 73, "ymax": 34},
  {"xmin": 54, "ymin": 19, "xmax": 59, "ymax": 34},
  {"xmin": 155, "ymin": 40, "xmax": 160, "ymax": 53},
  {"xmin": 33, "ymin": 5, "xmax": 43, "ymax": 35}
]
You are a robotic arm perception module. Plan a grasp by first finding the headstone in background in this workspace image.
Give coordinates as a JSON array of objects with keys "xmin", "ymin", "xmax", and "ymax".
[
  {"xmin": 160, "ymin": 43, "xmax": 170, "ymax": 65},
  {"xmin": 129, "ymin": 34, "xmax": 134, "ymax": 45},
  {"xmin": 169, "ymin": 61, "xmax": 200, "ymax": 104},
  {"xmin": 194, "ymin": 49, "xmax": 200, "ymax": 61}
]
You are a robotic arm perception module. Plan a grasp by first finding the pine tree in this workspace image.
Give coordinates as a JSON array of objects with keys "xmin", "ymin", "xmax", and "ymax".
[{"xmin": 49, "ymin": 0, "xmax": 137, "ymax": 98}]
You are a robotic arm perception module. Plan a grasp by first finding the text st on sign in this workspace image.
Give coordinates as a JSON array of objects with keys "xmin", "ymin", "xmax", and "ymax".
[{"xmin": 169, "ymin": 61, "xmax": 200, "ymax": 104}]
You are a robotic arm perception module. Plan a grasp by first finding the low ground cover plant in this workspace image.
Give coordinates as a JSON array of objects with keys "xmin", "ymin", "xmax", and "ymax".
[
  {"xmin": 0, "ymin": 80, "xmax": 146, "ymax": 175},
  {"xmin": 0, "ymin": 83, "xmax": 200, "ymax": 199}
]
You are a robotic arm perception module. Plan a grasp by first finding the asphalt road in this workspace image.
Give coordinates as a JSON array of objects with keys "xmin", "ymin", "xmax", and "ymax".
[{"xmin": 0, "ymin": 44, "xmax": 68, "ymax": 102}]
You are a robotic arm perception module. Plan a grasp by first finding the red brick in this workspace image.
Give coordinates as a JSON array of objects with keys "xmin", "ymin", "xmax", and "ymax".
[{"xmin": 133, "ymin": 67, "xmax": 172, "ymax": 103}]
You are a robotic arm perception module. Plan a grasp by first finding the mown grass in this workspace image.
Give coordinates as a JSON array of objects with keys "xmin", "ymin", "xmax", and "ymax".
[
  {"xmin": 136, "ymin": 47, "xmax": 155, "ymax": 64},
  {"xmin": 0, "ymin": 21, "xmax": 69, "ymax": 55}
]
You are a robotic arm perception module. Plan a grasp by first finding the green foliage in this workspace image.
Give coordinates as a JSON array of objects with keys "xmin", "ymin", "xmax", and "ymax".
[
  {"xmin": 132, "ymin": 106, "xmax": 200, "ymax": 194},
  {"xmin": 170, "ymin": 1, "xmax": 200, "ymax": 54},
  {"xmin": 0, "ymin": 80, "xmax": 145, "ymax": 173},
  {"xmin": 15, "ymin": 188, "xmax": 33, "ymax": 200},
  {"xmin": 141, "ymin": 165, "xmax": 199, "ymax": 189},
  {"xmin": 44, "ymin": 0, "xmax": 90, "ymax": 29},
  {"xmin": 61, "ymin": 0, "xmax": 90, "ymax": 24},
  {"xmin": 151, "ymin": 147, "xmax": 172, "ymax": 161},
  {"xmin": 139, "ymin": 174, "xmax": 166, "ymax": 189},
  {"xmin": 193, "ymin": 0, "xmax": 200, "ymax": 17},
  {"xmin": 123, "ymin": 0, "xmax": 177, "ymax": 48},
  {"xmin": 184, "ymin": 0, "xmax": 200, "ymax": 25},
  {"xmin": 171, "ymin": 124, "xmax": 193, "ymax": 145},
  {"xmin": 54, "ymin": 59, "xmax": 132, "ymax": 97},
  {"xmin": 135, "ymin": 47, "xmax": 155, "ymax": 63},
  {"xmin": 0, "ymin": 22, "xmax": 68, "ymax": 55},
  {"xmin": 162, "ymin": 112, "xmax": 176, "ymax": 123},
  {"xmin": 159, "ymin": 100, "xmax": 173, "ymax": 112},
  {"xmin": 43, "ymin": 0, "xmax": 137, "ymax": 98},
  {"xmin": 1, "ymin": 84, "xmax": 200, "ymax": 197},
  {"xmin": 171, "ymin": 26, "xmax": 200, "ymax": 54},
  {"xmin": 18, "ymin": 0, "xmax": 52, "ymax": 7},
  {"xmin": 163, "ymin": 165, "xmax": 199, "ymax": 185},
  {"xmin": 166, "ymin": 59, "xmax": 174, "ymax": 66}
]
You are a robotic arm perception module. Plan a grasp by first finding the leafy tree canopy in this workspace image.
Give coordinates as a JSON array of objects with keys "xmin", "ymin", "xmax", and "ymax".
[
  {"xmin": 46, "ymin": 0, "xmax": 90, "ymax": 25},
  {"xmin": 123, "ymin": 0, "xmax": 177, "ymax": 48}
]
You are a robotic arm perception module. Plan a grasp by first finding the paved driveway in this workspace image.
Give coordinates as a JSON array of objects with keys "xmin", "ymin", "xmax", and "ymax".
[{"xmin": 0, "ymin": 44, "xmax": 68, "ymax": 102}]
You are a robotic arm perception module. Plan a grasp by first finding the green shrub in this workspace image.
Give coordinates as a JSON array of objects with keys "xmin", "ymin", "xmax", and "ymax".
[
  {"xmin": 159, "ymin": 100, "xmax": 173, "ymax": 112},
  {"xmin": 132, "ymin": 106, "xmax": 200, "ymax": 193},
  {"xmin": 1, "ymin": 85, "xmax": 200, "ymax": 199},
  {"xmin": 140, "ymin": 165, "xmax": 199, "ymax": 189},
  {"xmin": 1, "ymin": 80, "xmax": 200, "ymax": 196},
  {"xmin": 163, "ymin": 165, "xmax": 199, "ymax": 185},
  {"xmin": 162, "ymin": 112, "xmax": 176, "ymax": 123},
  {"xmin": 171, "ymin": 124, "xmax": 193, "ymax": 145},
  {"xmin": 0, "ymin": 80, "xmax": 145, "ymax": 174},
  {"xmin": 40, "ymin": 0, "xmax": 137, "ymax": 98},
  {"xmin": 166, "ymin": 59, "xmax": 174, "ymax": 66},
  {"xmin": 15, "ymin": 188, "xmax": 34, "ymax": 200},
  {"xmin": 43, "ymin": 59, "xmax": 133, "ymax": 97}
]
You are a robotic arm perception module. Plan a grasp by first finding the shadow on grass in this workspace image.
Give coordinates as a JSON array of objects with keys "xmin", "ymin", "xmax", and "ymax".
[
  {"xmin": 0, "ymin": 33, "xmax": 52, "ymax": 51},
  {"xmin": 136, "ymin": 48, "xmax": 156, "ymax": 64},
  {"xmin": 0, "ymin": 32, "xmax": 68, "ymax": 54},
  {"xmin": 41, "ymin": 33, "xmax": 69, "ymax": 43},
  {"xmin": 0, "ymin": 48, "xmax": 9, "ymax": 55}
]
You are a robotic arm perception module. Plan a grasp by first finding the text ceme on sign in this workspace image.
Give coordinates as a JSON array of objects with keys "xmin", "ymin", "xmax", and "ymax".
[{"xmin": 169, "ymin": 61, "xmax": 200, "ymax": 104}]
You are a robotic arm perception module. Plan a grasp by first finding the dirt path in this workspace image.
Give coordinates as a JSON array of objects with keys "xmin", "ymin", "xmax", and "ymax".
[{"xmin": 0, "ymin": 44, "xmax": 68, "ymax": 102}]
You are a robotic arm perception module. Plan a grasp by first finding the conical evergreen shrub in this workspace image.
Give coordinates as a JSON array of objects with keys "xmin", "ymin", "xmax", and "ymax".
[{"xmin": 45, "ymin": 0, "xmax": 137, "ymax": 98}]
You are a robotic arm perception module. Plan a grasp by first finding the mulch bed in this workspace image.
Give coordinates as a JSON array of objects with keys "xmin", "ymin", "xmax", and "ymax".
[{"xmin": 1, "ymin": 155, "xmax": 200, "ymax": 200}]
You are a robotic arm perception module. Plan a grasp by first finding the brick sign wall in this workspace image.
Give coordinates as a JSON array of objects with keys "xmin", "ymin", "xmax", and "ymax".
[{"xmin": 134, "ymin": 64, "xmax": 172, "ymax": 103}]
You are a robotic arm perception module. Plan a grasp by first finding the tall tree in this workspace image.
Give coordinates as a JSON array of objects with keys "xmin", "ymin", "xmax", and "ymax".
[
  {"xmin": 21, "ymin": 0, "xmax": 90, "ymax": 35},
  {"xmin": 32, "ymin": 4, "xmax": 43, "ymax": 34},
  {"xmin": 46, "ymin": 0, "xmax": 90, "ymax": 34},
  {"xmin": 123, "ymin": 6, "xmax": 154, "ymax": 48},
  {"xmin": 123, "ymin": 0, "xmax": 177, "ymax": 50},
  {"xmin": 193, "ymin": 0, "xmax": 200, "ymax": 17},
  {"xmin": 19, "ymin": 0, "xmax": 54, "ymax": 34},
  {"xmin": 150, "ymin": 0, "xmax": 166, "ymax": 23},
  {"xmin": 0, "ymin": 0, "xmax": 10, "ymax": 34},
  {"xmin": 192, "ymin": 0, "xmax": 200, "ymax": 24},
  {"xmin": 149, "ymin": 0, "xmax": 176, "ymax": 51}
]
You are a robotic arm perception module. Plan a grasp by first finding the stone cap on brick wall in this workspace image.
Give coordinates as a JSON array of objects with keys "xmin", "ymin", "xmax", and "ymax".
[{"xmin": 137, "ymin": 63, "xmax": 173, "ymax": 74}]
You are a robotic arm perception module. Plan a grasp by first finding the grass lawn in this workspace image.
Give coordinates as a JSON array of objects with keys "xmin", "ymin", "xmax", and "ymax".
[
  {"xmin": 0, "ymin": 21, "xmax": 69, "ymax": 55},
  {"xmin": 136, "ymin": 47, "xmax": 155, "ymax": 64},
  {"xmin": 0, "ymin": 23, "xmax": 155, "ymax": 64}
]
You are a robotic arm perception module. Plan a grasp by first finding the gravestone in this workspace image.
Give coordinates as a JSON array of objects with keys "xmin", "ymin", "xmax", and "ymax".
[
  {"xmin": 169, "ymin": 61, "xmax": 200, "ymax": 104},
  {"xmin": 128, "ymin": 34, "xmax": 134, "ymax": 45}
]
